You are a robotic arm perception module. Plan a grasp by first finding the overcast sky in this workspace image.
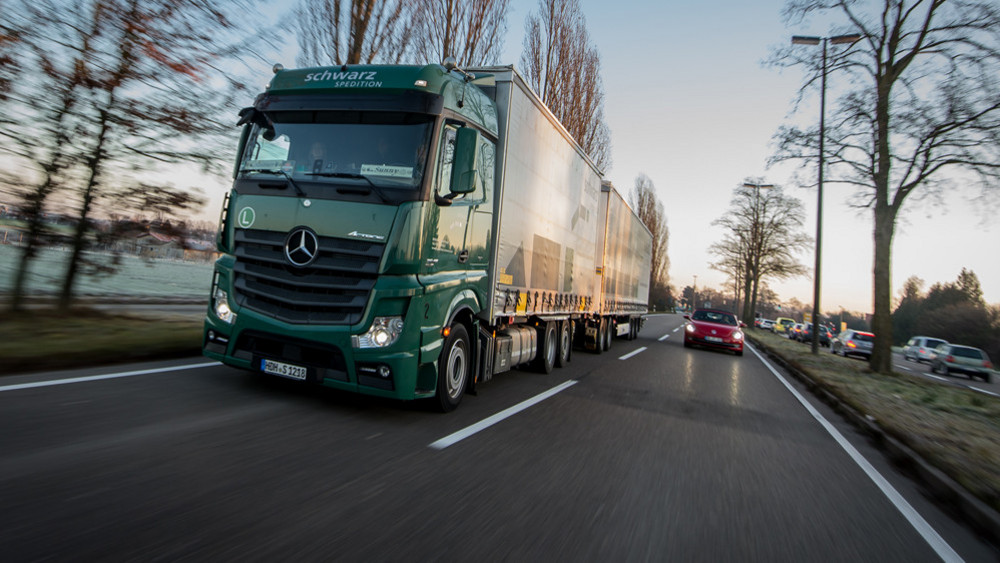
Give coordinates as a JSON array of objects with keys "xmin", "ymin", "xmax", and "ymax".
[{"xmin": 209, "ymin": 0, "xmax": 999, "ymax": 314}]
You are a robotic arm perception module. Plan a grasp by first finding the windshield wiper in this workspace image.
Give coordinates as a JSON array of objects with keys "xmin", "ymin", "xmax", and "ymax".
[
  {"xmin": 304, "ymin": 172, "xmax": 390, "ymax": 203},
  {"xmin": 240, "ymin": 168, "xmax": 306, "ymax": 198}
]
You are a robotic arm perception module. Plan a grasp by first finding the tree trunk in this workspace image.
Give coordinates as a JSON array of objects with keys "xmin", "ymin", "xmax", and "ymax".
[
  {"xmin": 869, "ymin": 204, "xmax": 896, "ymax": 373},
  {"xmin": 869, "ymin": 72, "xmax": 895, "ymax": 374},
  {"xmin": 58, "ymin": 108, "xmax": 109, "ymax": 311}
]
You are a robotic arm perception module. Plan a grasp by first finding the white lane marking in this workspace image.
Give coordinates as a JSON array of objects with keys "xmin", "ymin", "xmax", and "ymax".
[
  {"xmin": 618, "ymin": 347, "xmax": 647, "ymax": 360},
  {"xmin": 896, "ymin": 365, "xmax": 912, "ymax": 372},
  {"xmin": 658, "ymin": 334, "xmax": 670, "ymax": 342},
  {"xmin": 968, "ymin": 386, "xmax": 1000, "ymax": 398},
  {"xmin": 429, "ymin": 380, "xmax": 578, "ymax": 450},
  {"xmin": 0, "ymin": 362, "xmax": 221, "ymax": 393},
  {"xmin": 924, "ymin": 373, "xmax": 949, "ymax": 383},
  {"xmin": 748, "ymin": 344, "xmax": 962, "ymax": 563},
  {"xmin": 672, "ymin": 327, "xmax": 680, "ymax": 333}
]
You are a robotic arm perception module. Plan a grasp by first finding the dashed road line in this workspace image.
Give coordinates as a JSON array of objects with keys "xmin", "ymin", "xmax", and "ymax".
[
  {"xmin": 968, "ymin": 386, "xmax": 1000, "ymax": 398},
  {"xmin": 618, "ymin": 347, "xmax": 647, "ymax": 360},
  {"xmin": 658, "ymin": 334, "xmax": 670, "ymax": 342},
  {"xmin": 429, "ymin": 380, "xmax": 578, "ymax": 450}
]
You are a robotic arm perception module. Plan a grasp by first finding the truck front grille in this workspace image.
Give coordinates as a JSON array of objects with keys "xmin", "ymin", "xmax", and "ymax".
[{"xmin": 232, "ymin": 229, "xmax": 384, "ymax": 325}]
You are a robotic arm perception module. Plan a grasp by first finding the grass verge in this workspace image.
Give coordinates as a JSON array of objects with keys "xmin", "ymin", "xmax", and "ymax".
[
  {"xmin": 0, "ymin": 308, "xmax": 203, "ymax": 375},
  {"xmin": 748, "ymin": 329, "xmax": 1000, "ymax": 514}
]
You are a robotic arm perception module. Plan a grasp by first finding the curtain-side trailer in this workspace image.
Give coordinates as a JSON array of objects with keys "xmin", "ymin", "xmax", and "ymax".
[{"xmin": 203, "ymin": 61, "xmax": 651, "ymax": 411}]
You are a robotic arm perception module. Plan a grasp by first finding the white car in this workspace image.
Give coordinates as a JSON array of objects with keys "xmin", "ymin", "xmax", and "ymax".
[
  {"xmin": 759, "ymin": 319, "xmax": 775, "ymax": 330},
  {"xmin": 903, "ymin": 336, "xmax": 948, "ymax": 363}
]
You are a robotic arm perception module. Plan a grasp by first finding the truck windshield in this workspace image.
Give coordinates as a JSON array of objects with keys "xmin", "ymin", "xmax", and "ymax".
[{"xmin": 237, "ymin": 110, "xmax": 434, "ymax": 196}]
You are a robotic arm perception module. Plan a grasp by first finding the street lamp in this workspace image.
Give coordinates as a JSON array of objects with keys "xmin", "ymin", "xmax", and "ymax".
[
  {"xmin": 741, "ymin": 181, "xmax": 774, "ymax": 323},
  {"xmin": 791, "ymin": 33, "xmax": 861, "ymax": 354}
]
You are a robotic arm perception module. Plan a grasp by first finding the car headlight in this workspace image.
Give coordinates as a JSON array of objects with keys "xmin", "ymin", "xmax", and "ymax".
[
  {"xmin": 733, "ymin": 331, "xmax": 744, "ymax": 341},
  {"xmin": 353, "ymin": 316, "xmax": 405, "ymax": 349},
  {"xmin": 213, "ymin": 288, "xmax": 236, "ymax": 324},
  {"xmin": 685, "ymin": 323, "xmax": 695, "ymax": 333}
]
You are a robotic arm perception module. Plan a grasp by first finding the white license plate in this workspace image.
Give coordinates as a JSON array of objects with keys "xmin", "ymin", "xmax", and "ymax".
[
  {"xmin": 705, "ymin": 336, "xmax": 723, "ymax": 343},
  {"xmin": 261, "ymin": 359, "xmax": 308, "ymax": 380}
]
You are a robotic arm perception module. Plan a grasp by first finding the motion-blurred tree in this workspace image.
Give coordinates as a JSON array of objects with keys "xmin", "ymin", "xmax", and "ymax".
[
  {"xmin": 415, "ymin": 0, "xmax": 510, "ymax": 66},
  {"xmin": 294, "ymin": 0, "xmax": 420, "ymax": 66},
  {"xmin": 771, "ymin": 0, "xmax": 1000, "ymax": 373},
  {"xmin": 709, "ymin": 180, "xmax": 811, "ymax": 323},
  {"xmin": 520, "ymin": 0, "xmax": 610, "ymax": 170},
  {"xmin": 629, "ymin": 174, "xmax": 669, "ymax": 312},
  {"xmin": 0, "ymin": 0, "xmax": 268, "ymax": 311}
]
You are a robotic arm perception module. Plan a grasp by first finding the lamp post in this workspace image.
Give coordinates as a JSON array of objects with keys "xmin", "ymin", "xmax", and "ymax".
[
  {"xmin": 791, "ymin": 33, "xmax": 861, "ymax": 354},
  {"xmin": 742, "ymin": 181, "xmax": 774, "ymax": 323}
]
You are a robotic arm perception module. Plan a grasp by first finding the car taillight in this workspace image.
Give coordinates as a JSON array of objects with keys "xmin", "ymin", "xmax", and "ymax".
[
  {"xmin": 985, "ymin": 361, "xmax": 993, "ymax": 369},
  {"xmin": 847, "ymin": 341, "xmax": 857, "ymax": 348},
  {"xmin": 946, "ymin": 355, "xmax": 955, "ymax": 363}
]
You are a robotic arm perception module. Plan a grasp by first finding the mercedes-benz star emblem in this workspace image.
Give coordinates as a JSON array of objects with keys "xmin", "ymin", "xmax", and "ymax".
[{"xmin": 285, "ymin": 228, "xmax": 319, "ymax": 267}]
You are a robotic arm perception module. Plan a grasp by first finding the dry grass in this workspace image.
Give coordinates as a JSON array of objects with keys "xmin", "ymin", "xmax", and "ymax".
[
  {"xmin": 749, "ymin": 329, "xmax": 1000, "ymax": 512},
  {"xmin": 0, "ymin": 308, "xmax": 202, "ymax": 374}
]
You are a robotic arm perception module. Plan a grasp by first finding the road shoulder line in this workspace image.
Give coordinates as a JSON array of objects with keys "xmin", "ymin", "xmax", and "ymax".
[
  {"xmin": 0, "ymin": 362, "xmax": 221, "ymax": 393},
  {"xmin": 749, "ymin": 344, "xmax": 962, "ymax": 562}
]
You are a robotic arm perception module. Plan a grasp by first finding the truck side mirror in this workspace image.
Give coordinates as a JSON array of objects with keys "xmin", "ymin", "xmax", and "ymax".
[{"xmin": 449, "ymin": 127, "xmax": 480, "ymax": 195}]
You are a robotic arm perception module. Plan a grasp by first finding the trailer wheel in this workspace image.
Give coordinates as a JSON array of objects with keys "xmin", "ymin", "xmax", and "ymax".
[
  {"xmin": 533, "ymin": 322, "xmax": 557, "ymax": 374},
  {"xmin": 602, "ymin": 319, "xmax": 612, "ymax": 352},
  {"xmin": 591, "ymin": 320, "xmax": 603, "ymax": 355},
  {"xmin": 436, "ymin": 324, "xmax": 470, "ymax": 412},
  {"xmin": 555, "ymin": 320, "xmax": 571, "ymax": 368}
]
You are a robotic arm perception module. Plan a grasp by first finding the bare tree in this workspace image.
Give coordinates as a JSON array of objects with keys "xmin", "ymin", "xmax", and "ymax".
[
  {"xmin": 629, "ymin": 174, "xmax": 669, "ymax": 311},
  {"xmin": 770, "ymin": 0, "xmax": 1000, "ymax": 373},
  {"xmin": 295, "ymin": 0, "xmax": 421, "ymax": 66},
  {"xmin": 0, "ymin": 0, "xmax": 268, "ymax": 311},
  {"xmin": 709, "ymin": 181, "xmax": 811, "ymax": 322},
  {"xmin": 414, "ymin": 0, "xmax": 509, "ymax": 66},
  {"xmin": 520, "ymin": 0, "xmax": 611, "ymax": 170}
]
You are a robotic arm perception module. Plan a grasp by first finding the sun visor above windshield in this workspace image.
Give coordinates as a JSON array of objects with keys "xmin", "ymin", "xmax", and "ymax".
[{"xmin": 254, "ymin": 92, "xmax": 445, "ymax": 116}]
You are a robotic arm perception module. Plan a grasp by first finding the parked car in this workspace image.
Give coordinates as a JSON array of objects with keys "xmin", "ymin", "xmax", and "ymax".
[
  {"xmin": 684, "ymin": 309, "xmax": 745, "ymax": 356},
  {"xmin": 928, "ymin": 344, "xmax": 993, "ymax": 382},
  {"xmin": 773, "ymin": 317, "xmax": 795, "ymax": 335},
  {"xmin": 831, "ymin": 329, "xmax": 875, "ymax": 359},
  {"xmin": 790, "ymin": 323, "xmax": 806, "ymax": 341},
  {"xmin": 758, "ymin": 319, "xmax": 775, "ymax": 331},
  {"xmin": 903, "ymin": 336, "xmax": 948, "ymax": 363},
  {"xmin": 800, "ymin": 322, "xmax": 832, "ymax": 346}
]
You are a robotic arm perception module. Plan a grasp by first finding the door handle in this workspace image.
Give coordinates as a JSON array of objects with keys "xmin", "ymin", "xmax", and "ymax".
[{"xmin": 458, "ymin": 249, "xmax": 469, "ymax": 263}]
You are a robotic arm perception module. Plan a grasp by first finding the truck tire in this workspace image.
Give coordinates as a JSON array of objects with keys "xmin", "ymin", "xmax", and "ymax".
[
  {"xmin": 436, "ymin": 324, "xmax": 470, "ymax": 412},
  {"xmin": 602, "ymin": 319, "xmax": 612, "ymax": 352},
  {"xmin": 555, "ymin": 320, "xmax": 571, "ymax": 368},
  {"xmin": 533, "ymin": 321, "xmax": 557, "ymax": 374}
]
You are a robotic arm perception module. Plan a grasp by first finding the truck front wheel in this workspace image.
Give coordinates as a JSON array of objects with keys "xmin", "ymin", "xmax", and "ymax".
[{"xmin": 436, "ymin": 324, "xmax": 470, "ymax": 412}]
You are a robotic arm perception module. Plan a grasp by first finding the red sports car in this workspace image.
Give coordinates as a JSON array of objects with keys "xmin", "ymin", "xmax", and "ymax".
[{"xmin": 683, "ymin": 309, "xmax": 745, "ymax": 356}]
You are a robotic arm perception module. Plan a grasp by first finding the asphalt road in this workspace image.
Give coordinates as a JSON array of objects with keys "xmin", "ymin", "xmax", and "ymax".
[{"xmin": 0, "ymin": 314, "xmax": 995, "ymax": 561}]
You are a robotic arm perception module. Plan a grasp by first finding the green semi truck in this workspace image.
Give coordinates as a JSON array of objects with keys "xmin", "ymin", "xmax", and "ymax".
[{"xmin": 203, "ymin": 61, "xmax": 651, "ymax": 411}]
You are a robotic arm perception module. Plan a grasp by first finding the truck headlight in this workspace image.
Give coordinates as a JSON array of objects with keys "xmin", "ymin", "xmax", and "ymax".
[
  {"xmin": 213, "ymin": 288, "xmax": 236, "ymax": 324},
  {"xmin": 353, "ymin": 317, "xmax": 404, "ymax": 349}
]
